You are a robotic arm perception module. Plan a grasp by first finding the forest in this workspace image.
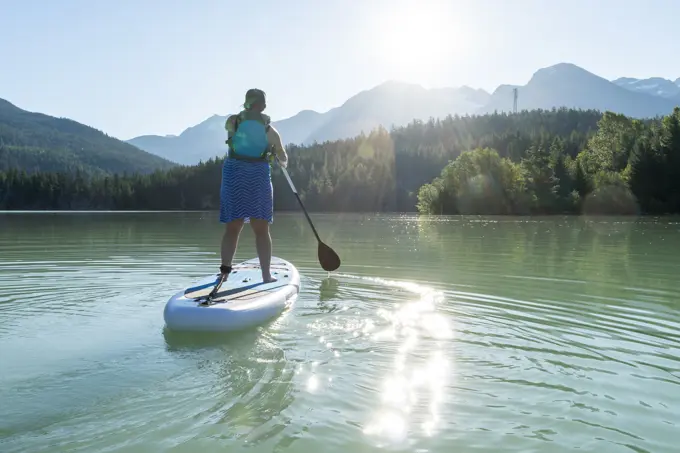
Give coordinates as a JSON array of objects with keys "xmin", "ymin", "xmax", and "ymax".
[
  {"xmin": 0, "ymin": 98, "xmax": 175, "ymax": 175},
  {"xmin": 1, "ymin": 106, "xmax": 680, "ymax": 215}
]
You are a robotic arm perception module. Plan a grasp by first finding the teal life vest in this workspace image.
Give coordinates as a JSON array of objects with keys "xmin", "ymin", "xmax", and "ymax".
[{"xmin": 226, "ymin": 111, "xmax": 272, "ymax": 162}]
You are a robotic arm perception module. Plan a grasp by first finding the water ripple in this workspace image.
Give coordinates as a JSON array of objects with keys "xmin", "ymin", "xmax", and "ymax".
[{"xmin": 1, "ymin": 213, "xmax": 679, "ymax": 453}]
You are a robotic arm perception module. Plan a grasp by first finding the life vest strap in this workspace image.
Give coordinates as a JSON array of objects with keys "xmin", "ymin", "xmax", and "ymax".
[{"xmin": 227, "ymin": 153, "xmax": 269, "ymax": 163}]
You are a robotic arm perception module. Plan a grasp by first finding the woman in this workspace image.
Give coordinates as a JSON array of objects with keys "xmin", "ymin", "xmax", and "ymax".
[{"xmin": 218, "ymin": 88, "xmax": 288, "ymax": 284}]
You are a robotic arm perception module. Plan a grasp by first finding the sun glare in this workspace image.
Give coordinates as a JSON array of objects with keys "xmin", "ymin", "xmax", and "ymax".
[{"xmin": 373, "ymin": 1, "xmax": 462, "ymax": 80}]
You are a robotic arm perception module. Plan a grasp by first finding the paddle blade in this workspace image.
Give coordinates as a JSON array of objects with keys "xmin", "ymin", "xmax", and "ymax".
[{"xmin": 318, "ymin": 241, "xmax": 341, "ymax": 272}]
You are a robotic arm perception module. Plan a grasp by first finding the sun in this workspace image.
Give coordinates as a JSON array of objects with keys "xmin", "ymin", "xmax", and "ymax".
[{"xmin": 372, "ymin": 1, "xmax": 462, "ymax": 81}]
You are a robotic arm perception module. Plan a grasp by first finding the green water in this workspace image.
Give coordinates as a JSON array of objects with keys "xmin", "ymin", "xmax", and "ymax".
[{"xmin": 1, "ymin": 212, "xmax": 679, "ymax": 453}]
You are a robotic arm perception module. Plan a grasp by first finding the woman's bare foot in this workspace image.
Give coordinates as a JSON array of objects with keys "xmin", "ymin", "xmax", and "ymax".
[{"xmin": 263, "ymin": 274, "xmax": 278, "ymax": 283}]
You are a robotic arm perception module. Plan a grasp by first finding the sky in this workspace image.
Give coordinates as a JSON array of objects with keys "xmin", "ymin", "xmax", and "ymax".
[{"xmin": 2, "ymin": 0, "xmax": 680, "ymax": 140}]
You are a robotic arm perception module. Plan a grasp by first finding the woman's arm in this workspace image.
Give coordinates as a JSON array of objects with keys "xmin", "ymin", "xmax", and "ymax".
[
  {"xmin": 266, "ymin": 125, "xmax": 289, "ymax": 167},
  {"xmin": 225, "ymin": 115, "xmax": 238, "ymax": 135}
]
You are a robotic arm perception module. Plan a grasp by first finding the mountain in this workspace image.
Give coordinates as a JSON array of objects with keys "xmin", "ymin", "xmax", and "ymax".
[
  {"xmin": 480, "ymin": 63, "xmax": 680, "ymax": 118},
  {"xmin": 128, "ymin": 82, "xmax": 491, "ymax": 164},
  {"xmin": 612, "ymin": 76, "xmax": 680, "ymax": 98},
  {"xmin": 128, "ymin": 114, "xmax": 227, "ymax": 166},
  {"xmin": 273, "ymin": 109, "xmax": 329, "ymax": 145},
  {"xmin": 128, "ymin": 62, "xmax": 680, "ymax": 166},
  {"xmin": 127, "ymin": 109, "xmax": 333, "ymax": 166},
  {"xmin": 0, "ymin": 98, "xmax": 176, "ymax": 175},
  {"xmin": 303, "ymin": 81, "xmax": 490, "ymax": 145}
]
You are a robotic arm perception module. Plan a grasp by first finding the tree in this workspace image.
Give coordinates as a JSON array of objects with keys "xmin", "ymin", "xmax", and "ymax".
[{"xmin": 521, "ymin": 144, "xmax": 558, "ymax": 214}]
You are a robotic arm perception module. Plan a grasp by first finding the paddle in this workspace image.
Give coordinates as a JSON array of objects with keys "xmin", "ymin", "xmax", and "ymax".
[{"xmin": 278, "ymin": 159, "xmax": 341, "ymax": 272}]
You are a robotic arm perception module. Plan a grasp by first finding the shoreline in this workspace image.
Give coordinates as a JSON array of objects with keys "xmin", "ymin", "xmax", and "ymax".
[{"xmin": 2, "ymin": 210, "xmax": 679, "ymax": 218}]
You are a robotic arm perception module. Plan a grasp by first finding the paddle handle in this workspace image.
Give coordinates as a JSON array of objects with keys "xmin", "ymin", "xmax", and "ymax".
[
  {"xmin": 279, "ymin": 161, "xmax": 322, "ymax": 243},
  {"xmin": 281, "ymin": 164, "xmax": 298, "ymax": 194}
]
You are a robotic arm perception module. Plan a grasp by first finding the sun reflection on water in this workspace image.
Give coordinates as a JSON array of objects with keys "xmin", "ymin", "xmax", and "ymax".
[
  {"xmin": 357, "ymin": 276, "xmax": 454, "ymax": 446},
  {"xmin": 306, "ymin": 374, "xmax": 319, "ymax": 392}
]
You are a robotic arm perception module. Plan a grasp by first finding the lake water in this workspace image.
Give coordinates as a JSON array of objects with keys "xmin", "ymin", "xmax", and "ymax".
[{"xmin": 1, "ymin": 212, "xmax": 679, "ymax": 453}]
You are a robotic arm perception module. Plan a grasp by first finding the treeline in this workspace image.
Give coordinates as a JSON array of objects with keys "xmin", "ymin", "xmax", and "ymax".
[
  {"xmin": 416, "ymin": 108, "xmax": 680, "ymax": 215},
  {"xmin": 1, "ymin": 107, "xmax": 679, "ymax": 214}
]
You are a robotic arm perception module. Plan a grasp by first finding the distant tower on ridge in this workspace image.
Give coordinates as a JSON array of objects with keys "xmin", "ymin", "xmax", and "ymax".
[{"xmin": 513, "ymin": 88, "xmax": 518, "ymax": 114}]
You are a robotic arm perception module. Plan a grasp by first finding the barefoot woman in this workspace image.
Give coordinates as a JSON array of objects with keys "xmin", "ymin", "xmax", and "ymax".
[{"xmin": 218, "ymin": 88, "xmax": 288, "ymax": 283}]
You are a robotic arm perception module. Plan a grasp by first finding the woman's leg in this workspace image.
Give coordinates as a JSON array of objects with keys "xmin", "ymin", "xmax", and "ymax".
[
  {"xmin": 250, "ymin": 218, "xmax": 276, "ymax": 282},
  {"xmin": 221, "ymin": 219, "xmax": 244, "ymax": 271}
]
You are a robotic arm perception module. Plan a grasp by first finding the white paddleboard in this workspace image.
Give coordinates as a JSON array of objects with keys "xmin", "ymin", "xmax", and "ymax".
[{"xmin": 163, "ymin": 256, "xmax": 300, "ymax": 332}]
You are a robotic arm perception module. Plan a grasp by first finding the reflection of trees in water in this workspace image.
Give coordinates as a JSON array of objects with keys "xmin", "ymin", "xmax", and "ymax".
[
  {"xmin": 315, "ymin": 277, "xmax": 343, "ymax": 313},
  {"xmin": 413, "ymin": 215, "xmax": 647, "ymax": 288},
  {"xmin": 319, "ymin": 277, "xmax": 340, "ymax": 302},
  {"xmin": 12, "ymin": 212, "xmax": 676, "ymax": 302},
  {"xmin": 276, "ymin": 213, "xmax": 344, "ymax": 243}
]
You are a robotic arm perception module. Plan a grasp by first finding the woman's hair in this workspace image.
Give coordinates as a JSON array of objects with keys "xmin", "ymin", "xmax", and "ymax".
[{"xmin": 244, "ymin": 88, "xmax": 266, "ymax": 110}]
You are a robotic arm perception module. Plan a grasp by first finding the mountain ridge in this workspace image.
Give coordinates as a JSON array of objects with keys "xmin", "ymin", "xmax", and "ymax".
[
  {"xmin": 127, "ymin": 81, "xmax": 492, "ymax": 164},
  {"xmin": 128, "ymin": 62, "xmax": 680, "ymax": 165},
  {"xmin": 479, "ymin": 63, "xmax": 679, "ymax": 118},
  {"xmin": 0, "ymin": 97, "xmax": 176, "ymax": 175},
  {"xmin": 612, "ymin": 76, "xmax": 680, "ymax": 98}
]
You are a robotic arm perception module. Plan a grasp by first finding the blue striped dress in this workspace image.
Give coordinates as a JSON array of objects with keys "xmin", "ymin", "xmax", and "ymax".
[{"xmin": 219, "ymin": 157, "xmax": 273, "ymax": 224}]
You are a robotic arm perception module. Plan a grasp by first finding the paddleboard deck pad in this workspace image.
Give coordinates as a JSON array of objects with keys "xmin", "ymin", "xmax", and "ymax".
[{"xmin": 163, "ymin": 257, "xmax": 300, "ymax": 332}]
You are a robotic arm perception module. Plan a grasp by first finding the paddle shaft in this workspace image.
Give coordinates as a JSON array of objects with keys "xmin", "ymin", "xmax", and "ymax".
[{"xmin": 279, "ymin": 163, "xmax": 323, "ymax": 244}]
